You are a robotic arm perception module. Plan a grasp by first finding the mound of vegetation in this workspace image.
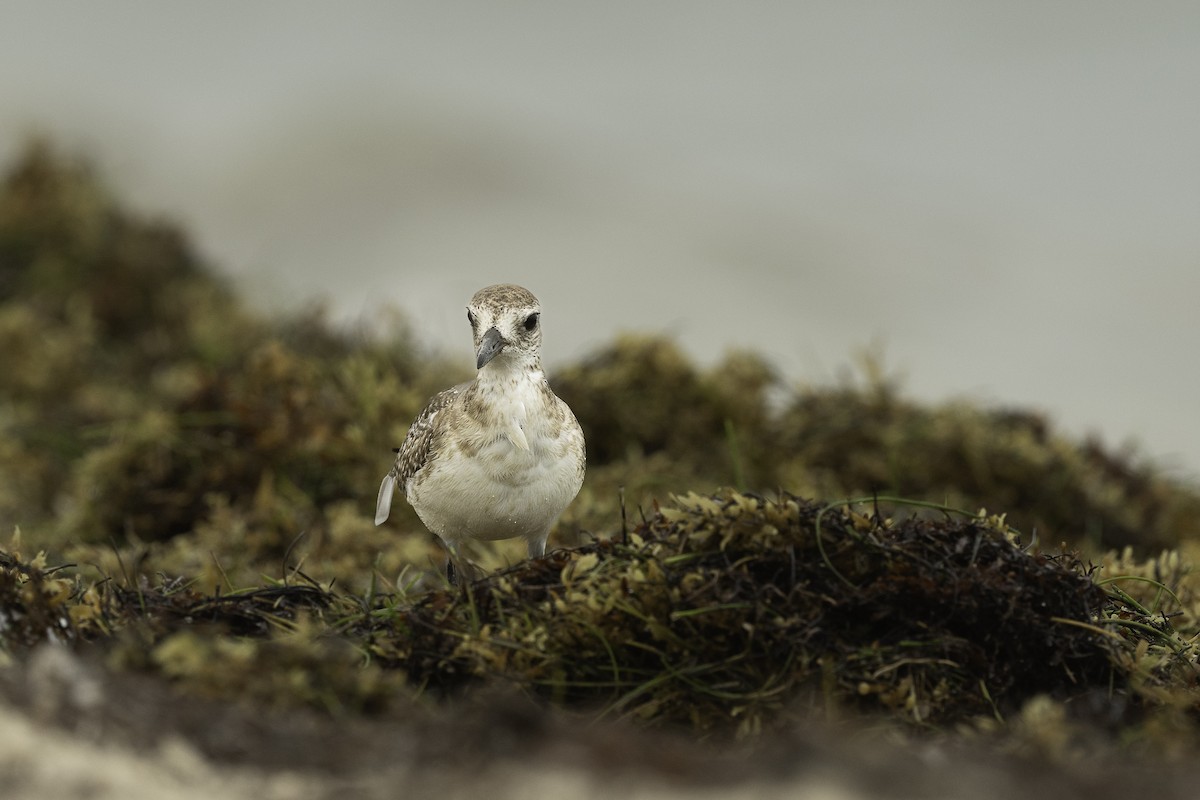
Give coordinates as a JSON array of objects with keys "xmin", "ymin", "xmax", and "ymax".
[
  {"xmin": 554, "ymin": 340, "xmax": 1200, "ymax": 554},
  {"xmin": 1, "ymin": 141, "xmax": 1199, "ymax": 763},
  {"xmin": 0, "ymin": 490, "xmax": 1197, "ymax": 752}
]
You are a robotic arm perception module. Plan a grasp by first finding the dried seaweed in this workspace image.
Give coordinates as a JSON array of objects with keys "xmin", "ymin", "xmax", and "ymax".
[
  {"xmin": 2, "ymin": 489, "xmax": 1196, "ymax": 744},
  {"xmin": 362, "ymin": 492, "xmax": 1131, "ymax": 734},
  {"xmin": 3, "ymin": 141, "xmax": 1200, "ymax": 759}
]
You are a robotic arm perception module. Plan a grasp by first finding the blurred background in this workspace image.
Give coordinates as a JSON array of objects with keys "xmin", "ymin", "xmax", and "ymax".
[{"xmin": 2, "ymin": 1, "xmax": 1197, "ymax": 476}]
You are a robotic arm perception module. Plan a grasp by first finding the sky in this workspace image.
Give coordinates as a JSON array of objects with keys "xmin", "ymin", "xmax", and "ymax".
[{"xmin": 2, "ymin": 1, "xmax": 1198, "ymax": 477}]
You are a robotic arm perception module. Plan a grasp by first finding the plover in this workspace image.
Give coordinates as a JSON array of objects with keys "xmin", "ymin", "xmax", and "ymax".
[{"xmin": 374, "ymin": 284, "xmax": 586, "ymax": 580}]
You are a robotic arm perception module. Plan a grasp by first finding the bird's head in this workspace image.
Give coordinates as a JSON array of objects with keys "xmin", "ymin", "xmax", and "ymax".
[{"xmin": 466, "ymin": 284, "xmax": 543, "ymax": 370}]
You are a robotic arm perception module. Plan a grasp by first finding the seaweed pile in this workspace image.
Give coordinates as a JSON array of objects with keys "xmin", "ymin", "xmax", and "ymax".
[
  {"xmin": 1, "ymin": 490, "xmax": 1198, "ymax": 749},
  {"xmin": 1, "ymin": 142, "xmax": 1200, "ymax": 758},
  {"xmin": 372, "ymin": 493, "xmax": 1124, "ymax": 734}
]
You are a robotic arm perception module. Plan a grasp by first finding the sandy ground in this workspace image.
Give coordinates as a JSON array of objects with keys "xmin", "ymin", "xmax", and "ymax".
[{"xmin": 1, "ymin": 644, "xmax": 1197, "ymax": 800}]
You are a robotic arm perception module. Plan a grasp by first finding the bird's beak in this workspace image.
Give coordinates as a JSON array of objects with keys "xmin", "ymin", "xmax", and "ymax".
[{"xmin": 476, "ymin": 326, "xmax": 507, "ymax": 369}]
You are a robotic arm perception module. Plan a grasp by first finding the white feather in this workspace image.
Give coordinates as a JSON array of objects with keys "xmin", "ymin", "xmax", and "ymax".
[{"xmin": 374, "ymin": 472, "xmax": 396, "ymax": 525}]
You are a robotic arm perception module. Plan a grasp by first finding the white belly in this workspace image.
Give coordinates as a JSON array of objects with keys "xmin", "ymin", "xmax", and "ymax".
[{"xmin": 407, "ymin": 432, "xmax": 582, "ymax": 547}]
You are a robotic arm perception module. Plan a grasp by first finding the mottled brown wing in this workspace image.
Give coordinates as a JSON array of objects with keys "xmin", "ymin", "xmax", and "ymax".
[{"xmin": 374, "ymin": 382, "xmax": 468, "ymax": 525}]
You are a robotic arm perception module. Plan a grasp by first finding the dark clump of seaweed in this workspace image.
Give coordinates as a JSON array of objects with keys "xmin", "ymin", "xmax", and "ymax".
[{"xmin": 361, "ymin": 490, "xmax": 1134, "ymax": 736}]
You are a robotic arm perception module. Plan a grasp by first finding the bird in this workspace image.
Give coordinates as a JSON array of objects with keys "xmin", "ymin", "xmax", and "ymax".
[{"xmin": 374, "ymin": 284, "xmax": 586, "ymax": 582}]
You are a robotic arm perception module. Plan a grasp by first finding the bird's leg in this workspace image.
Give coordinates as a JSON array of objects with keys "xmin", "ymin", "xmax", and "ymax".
[
  {"xmin": 527, "ymin": 533, "xmax": 549, "ymax": 560},
  {"xmin": 442, "ymin": 541, "xmax": 463, "ymax": 586},
  {"xmin": 444, "ymin": 544, "xmax": 480, "ymax": 586}
]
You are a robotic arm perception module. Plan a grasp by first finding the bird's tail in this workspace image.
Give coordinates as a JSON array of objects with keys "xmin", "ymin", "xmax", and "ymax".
[{"xmin": 374, "ymin": 471, "xmax": 397, "ymax": 525}]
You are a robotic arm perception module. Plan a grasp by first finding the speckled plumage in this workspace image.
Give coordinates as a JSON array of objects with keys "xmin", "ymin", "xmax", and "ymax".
[{"xmin": 375, "ymin": 285, "xmax": 586, "ymax": 570}]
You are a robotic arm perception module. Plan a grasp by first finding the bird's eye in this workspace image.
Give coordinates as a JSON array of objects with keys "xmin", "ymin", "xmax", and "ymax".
[
  {"xmin": 523, "ymin": 312, "xmax": 539, "ymax": 331},
  {"xmin": 466, "ymin": 309, "xmax": 476, "ymax": 327}
]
